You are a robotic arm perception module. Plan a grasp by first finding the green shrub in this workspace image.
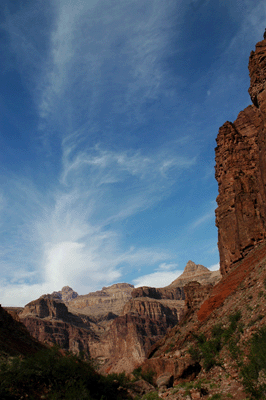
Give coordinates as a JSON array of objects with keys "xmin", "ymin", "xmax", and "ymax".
[
  {"xmin": 189, "ymin": 311, "xmax": 243, "ymax": 371},
  {"xmin": 209, "ymin": 394, "xmax": 222, "ymax": 400},
  {"xmin": 141, "ymin": 392, "xmax": 160, "ymax": 400},
  {"xmin": 241, "ymin": 327, "xmax": 266, "ymax": 399}
]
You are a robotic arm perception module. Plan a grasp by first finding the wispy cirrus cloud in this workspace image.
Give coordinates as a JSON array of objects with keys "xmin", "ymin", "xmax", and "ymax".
[{"xmin": 34, "ymin": 0, "xmax": 187, "ymax": 132}]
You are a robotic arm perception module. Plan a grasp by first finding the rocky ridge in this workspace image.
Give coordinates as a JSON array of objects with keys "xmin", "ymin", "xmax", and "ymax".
[
  {"xmin": 67, "ymin": 283, "xmax": 134, "ymax": 318},
  {"xmin": 0, "ymin": 304, "xmax": 43, "ymax": 357},
  {"xmin": 15, "ymin": 261, "xmax": 218, "ymax": 374}
]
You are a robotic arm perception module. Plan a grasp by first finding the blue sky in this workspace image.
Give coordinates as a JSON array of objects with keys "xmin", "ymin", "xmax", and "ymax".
[{"xmin": 0, "ymin": 0, "xmax": 265, "ymax": 306}]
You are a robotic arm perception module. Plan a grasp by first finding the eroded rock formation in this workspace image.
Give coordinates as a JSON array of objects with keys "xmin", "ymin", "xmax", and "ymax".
[
  {"xmin": 67, "ymin": 283, "xmax": 134, "ymax": 318},
  {"xmin": 52, "ymin": 286, "xmax": 78, "ymax": 302},
  {"xmin": 19, "ymin": 295, "xmax": 101, "ymax": 357},
  {"xmin": 132, "ymin": 286, "xmax": 184, "ymax": 300},
  {"xmin": 215, "ymin": 36, "xmax": 266, "ymax": 275},
  {"xmin": 18, "ymin": 264, "xmax": 214, "ymax": 374},
  {"xmin": 168, "ymin": 260, "xmax": 221, "ymax": 287}
]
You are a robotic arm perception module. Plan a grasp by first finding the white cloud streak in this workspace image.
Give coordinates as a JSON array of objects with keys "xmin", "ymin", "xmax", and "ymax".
[{"xmin": 0, "ymin": 141, "xmax": 194, "ymax": 306}]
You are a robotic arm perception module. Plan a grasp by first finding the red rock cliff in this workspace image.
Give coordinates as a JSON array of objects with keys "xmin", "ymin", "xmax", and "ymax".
[{"xmin": 215, "ymin": 35, "xmax": 266, "ymax": 275}]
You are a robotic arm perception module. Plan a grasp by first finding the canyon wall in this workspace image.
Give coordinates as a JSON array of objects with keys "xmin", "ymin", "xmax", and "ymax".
[
  {"xmin": 215, "ymin": 35, "xmax": 266, "ymax": 275},
  {"xmin": 17, "ymin": 262, "xmax": 217, "ymax": 374}
]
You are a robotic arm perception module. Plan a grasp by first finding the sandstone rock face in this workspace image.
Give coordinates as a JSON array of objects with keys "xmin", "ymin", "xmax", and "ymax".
[
  {"xmin": 67, "ymin": 283, "xmax": 134, "ymax": 318},
  {"xmin": 96, "ymin": 314, "xmax": 170, "ymax": 374},
  {"xmin": 18, "ymin": 265, "xmax": 215, "ymax": 375},
  {"xmin": 215, "ymin": 36, "xmax": 266, "ymax": 275},
  {"xmin": 168, "ymin": 261, "xmax": 221, "ymax": 287},
  {"xmin": 122, "ymin": 298, "xmax": 183, "ymax": 326},
  {"xmin": 132, "ymin": 286, "xmax": 184, "ymax": 300},
  {"xmin": 19, "ymin": 295, "xmax": 102, "ymax": 358},
  {"xmin": 95, "ymin": 293, "xmax": 185, "ymax": 374},
  {"xmin": 183, "ymin": 281, "xmax": 213, "ymax": 315},
  {"xmin": 21, "ymin": 316, "xmax": 99, "ymax": 357},
  {"xmin": 21, "ymin": 295, "xmax": 70, "ymax": 320}
]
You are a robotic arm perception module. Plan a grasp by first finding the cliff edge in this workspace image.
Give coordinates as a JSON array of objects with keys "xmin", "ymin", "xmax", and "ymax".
[{"xmin": 215, "ymin": 35, "xmax": 266, "ymax": 275}]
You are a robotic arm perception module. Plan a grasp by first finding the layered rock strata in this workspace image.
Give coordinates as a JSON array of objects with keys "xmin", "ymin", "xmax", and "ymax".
[
  {"xmin": 215, "ymin": 35, "xmax": 266, "ymax": 275},
  {"xmin": 67, "ymin": 283, "xmax": 134, "ymax": 318},
  {"xmin": 18, "ymin": 262, "xmax": 217, "ymax": 374}
]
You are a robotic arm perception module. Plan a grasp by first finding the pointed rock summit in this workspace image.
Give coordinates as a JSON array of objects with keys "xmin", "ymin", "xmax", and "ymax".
[
  {"xmin": 168, "ymin": 260, "xmax": 221, "ymax": 287},
  {"xmin": 51, "ymin": 286, "xmax": 78, "ymax": 302}
]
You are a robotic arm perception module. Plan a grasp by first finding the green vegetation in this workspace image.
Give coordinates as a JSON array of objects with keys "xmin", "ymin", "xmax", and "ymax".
[
  {"xmin": 188, "ymin": 311, "xmax": 243, "ymax": 371},
  {"xmin": 209, "ymin": 394, "xmax": 222, "ymax": 400},
  {"xmin": 132, "ymin": 367, "xmax": 155, "ymax": 385},
  {"xmin": 241, "ymin": 327, "xmax": 266, "ymax": 399},
  {"xmin": 0, "ymin": 346, "xmax": 130, "ymax": 400},
  {"xmin": 138, "ymin": 392, "xmax": 160, "ymax": 400}
]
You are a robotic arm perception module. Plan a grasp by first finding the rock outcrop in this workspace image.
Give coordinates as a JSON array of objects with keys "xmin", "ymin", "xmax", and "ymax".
[
  {"xmin": 0, "ymin": 304, "xmax": 43, "ymax": 356},
  {"xmin": 183, "ymin": 281, "xmax": 213, "ymax": 316},
  {"xmin": 168, "ymin": 260, "xmax": 221, "ymax": 287},
  {"xmin": 19, "ymin": 295, "xmax": 102, "ymax": 358},
  {"xmin": 67, "ymin": 283, "xmax": 134, "ymax": 318},
  {"xmin": 132, "ymin": 286, "xmax": 184, "ymax": 300},
  {"xmin": 17, "ymin": 261, "xmax": 217, "ymax": 374},
  {"xmin": 52, "ymin": 286, "xmax": 78, "ymax": 302},
  {"xmin": 215, "ymin": 36, "xmax": 266, "ymax": 275},
  {"xmin": 94, "ymin": 287, "xmax": 185, "ymax": 373},
  {"xmin": 92, "ymin": 262, "xmax": 217, "ymax": 374},
  {"xmin": 21, "ymin": 295, "xmax": 70, "ymax": 320}
]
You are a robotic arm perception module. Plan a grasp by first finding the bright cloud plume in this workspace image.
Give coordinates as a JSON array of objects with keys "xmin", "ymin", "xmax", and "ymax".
[{"xmin": 0, "ymin": 143, "xmax": 190, "ymax": 306}]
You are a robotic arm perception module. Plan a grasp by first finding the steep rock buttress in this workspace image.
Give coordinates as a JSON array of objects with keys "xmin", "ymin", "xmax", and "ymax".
[{"xmin": 215, "ymin": 35, "xmax": 266, "ymax": 275}]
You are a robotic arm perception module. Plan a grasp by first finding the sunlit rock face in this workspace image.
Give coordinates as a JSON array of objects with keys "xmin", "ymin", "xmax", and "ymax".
[
  {"xmin": 168, "ymin": 260, "xmax": 221, "ymax": 287},
  {"xmin": 16, "ymin": 262, "xmax": 219, "ymax": 374},
  {"xmin": 215, "ymin": 35, "xmax": 266, "ymax": 276},
  {"xmin": 21, "ymin": 295, "xmax": 69, "ymax": 320},
  {"xmin": 66, "ymin": 283, "xmax": 134, "ymax": 318}
]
